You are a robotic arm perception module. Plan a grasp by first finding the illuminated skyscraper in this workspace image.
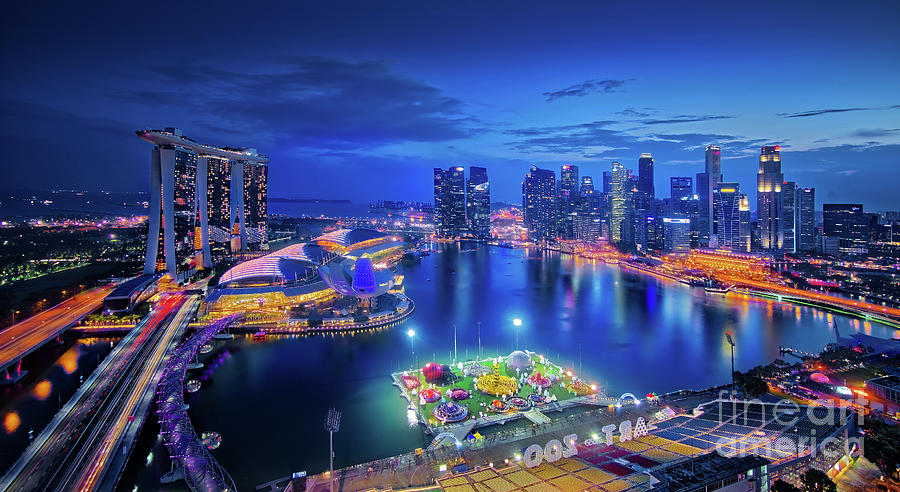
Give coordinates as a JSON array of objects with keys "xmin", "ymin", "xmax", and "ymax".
[
  {"xmin": 670, "ymin": 177, "xmax": 692, "ymax": 202},
  {"xmin": 433, "ymin": 168, "xmax": 444, "ymax": 235},
  {"xmin": 782, "ymin": 181, "xmax": 798, "ymax": 252},
  {"xmin": 138, "ymin": 128, "xmax": 269, "ymax": 280},
  {"xmin": 522, "ymin": 165, "xmax": 556, "ymax": 242},
  {"xmin": 756, "ymin": 145, "xmax": 784, "ymax": 250},
  {"xmin": 662, "ymin": 218, "xmax": 691, "ymax": 253},
  {"xmin": 557, "ymin": 165, "xmax": 580, "ymax": 239},
  {"xmin": 609, "ymin": 161, "xmax": 627, "ymax": 243},
  {"xmin": 797, "ymin": 187, "xmax": 816, "ymax": 252},
  {"xmin": 638, "ymin": 153, "xmax": 654, "ymax": 198},
  {"xmin": 243, "ymin": 161, "xmax": 268, "ymax": 248},
  {"xmin": 713, "ymin": 182, "xmax": 746, "ymax": 252},
  {"xmin": 202, "ymin": 155, "xmax": 231, "ymax": 259},
  {"xmin": 823, "ymin": 203, "xmax": 868, "ymax": 255},
  {"xmin": 697, "ymin": 145, "xmax": 722, "ymax": 246},
  {"xmin": 577, "ymin": 176, "xmax": 602, "ymax": 242},
  {"xmin": 466, "ymin": 166, "xmax": 490, "ymax": 239},
  {"xmin": 433, "ymin": 167, "xmax": 467, "ymax": 238}
]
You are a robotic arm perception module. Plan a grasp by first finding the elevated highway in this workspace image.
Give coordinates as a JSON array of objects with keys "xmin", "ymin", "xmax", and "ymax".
[
  {"xmin": 0, "ymin": 293, "xmax": 198, "ymax": 491},
  {"xmin": 0, "ymin": 285, "xmax": 114, "ymax": 378}
]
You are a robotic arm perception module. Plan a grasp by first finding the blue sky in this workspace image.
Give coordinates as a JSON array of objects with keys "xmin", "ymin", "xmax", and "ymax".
[{"xmin": 1, "ymin": 0, "xmax": 899, "ymax": 210}]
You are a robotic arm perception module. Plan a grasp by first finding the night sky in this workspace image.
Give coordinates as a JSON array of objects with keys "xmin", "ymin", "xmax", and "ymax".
[{"xmin": 2, "ymin": 1, "xmax": 899, "ymax": 210}]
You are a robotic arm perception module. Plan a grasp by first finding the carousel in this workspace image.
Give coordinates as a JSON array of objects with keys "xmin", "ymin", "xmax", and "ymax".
[
  {"xmin": 450, "ymin": 388, "xmax": 469, "ymax": 401},
  {"xmin": 432, "ymin": 401, "xmax": 469, "ymax": 423},
  {"xmin": 506, "ymin": 395, "xmax": 531, "ymax": 411},
  {"xmin": 420, "ymin": 388, "xmax": 441, "ymax": 403},
  {"xmin": 487, "ymin": 399, "xmax": 509, "ymax": 413}
]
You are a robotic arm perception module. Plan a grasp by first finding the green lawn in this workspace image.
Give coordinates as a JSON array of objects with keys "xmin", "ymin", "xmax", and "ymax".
[{"xmin": 396, "ymin": 353, "xmax": 591, "ymax": 429}]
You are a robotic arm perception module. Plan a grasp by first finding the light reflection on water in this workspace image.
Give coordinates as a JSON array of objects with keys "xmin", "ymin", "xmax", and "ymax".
[{"xmin": 130, "ymin": 244, "xmax": 897, "ymax": 490}]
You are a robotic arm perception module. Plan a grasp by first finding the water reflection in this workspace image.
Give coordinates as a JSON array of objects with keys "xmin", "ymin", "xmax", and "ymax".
[
  {"xmin": 57, "ymin": 345, "xmax": 81, "ymax": 374},
  {"xmin": 33, "ymin": 380, "xmax": 52, "ymax": 400},
  {"xmin": 129, "ymin": 244, "xmax": 898, "ymax": 491},
  {"xmin": 3, "ymin": 412, "xmax": 20, "ymax": 434}
]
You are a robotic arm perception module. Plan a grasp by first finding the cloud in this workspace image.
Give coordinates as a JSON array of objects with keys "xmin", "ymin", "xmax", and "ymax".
[
  {"xmin": 616, "ymin": 108, "xmax": 653, "ymax": 118},
  {"xmin": 851, "ymin": 128, "xmax": 900, "ymax": 138},
  {"xmin": 637, "ymin": 115, "xmax": 735, "ymax": 125},
  {"xmin": 115, "ymin": 57, "xmax": 482, "ymax": 151},
  {"xmin": 505, "ymin": 119, "xmax": 755, "ymax": 159},
  {"xmin": 778, "ymin": 105, "xmax": 900, "ymax": 118},
  {"xmin": 542, "ymin": 79, "xmax": 633, "ymax": 102}
]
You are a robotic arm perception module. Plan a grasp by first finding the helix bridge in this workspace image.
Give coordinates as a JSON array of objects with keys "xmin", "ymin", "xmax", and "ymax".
[{"xmin": 156, "ymin": 315, "xmax": 241, "ymax": 491}]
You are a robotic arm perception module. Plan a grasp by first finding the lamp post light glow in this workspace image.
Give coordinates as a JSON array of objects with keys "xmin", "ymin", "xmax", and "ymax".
[
  {"xmin": 513, "ymin": 318, "xmax": 522, "ymax": 350},
  {"xmin": 407, "ymin": 329, "xmax": 416, "ymax": 368}
]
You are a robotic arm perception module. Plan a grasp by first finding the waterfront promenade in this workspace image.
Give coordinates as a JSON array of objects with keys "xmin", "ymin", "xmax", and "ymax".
[{"xmin": 268, "ymin": 403, "xmax": 662, "ymax": 492}]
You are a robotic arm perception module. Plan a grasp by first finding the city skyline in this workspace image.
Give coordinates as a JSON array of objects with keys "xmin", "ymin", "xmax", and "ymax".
[{"xmin": 2, "ymin": 1, "xmax": 900, "ymax": 210}]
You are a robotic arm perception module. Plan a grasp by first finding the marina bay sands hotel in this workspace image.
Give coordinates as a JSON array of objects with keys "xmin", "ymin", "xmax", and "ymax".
[{"xmin": 136, "ymin": 128, "xmax": 268, "ymax": 281}]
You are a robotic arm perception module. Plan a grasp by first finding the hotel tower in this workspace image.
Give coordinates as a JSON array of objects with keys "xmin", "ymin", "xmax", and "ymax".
[{"xmin": 137, "ymin": 128, "xmax": 269, "ymax": 281}]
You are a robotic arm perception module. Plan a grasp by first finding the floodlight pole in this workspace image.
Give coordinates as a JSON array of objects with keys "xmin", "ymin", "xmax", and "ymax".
[
  {"xmin": 453, "ymin": 323, "xmax": 457, "ymax": 362},
  {"xmin": 477, "ymin": 321, "xmax": 482, "ymax": 359},
  {"xmin": 726, "ymin": 333, "xmax": 736, "ymax": 397},
  {"xmin": 325, "ymin": 408, "xmax": 341, "ymax": 492}
]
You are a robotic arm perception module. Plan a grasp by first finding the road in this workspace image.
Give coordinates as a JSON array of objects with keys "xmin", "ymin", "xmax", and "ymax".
[
  {"xmin": 724, "ymin": 277, "xmax": 900, "ymax": 323},
  {"xmin": 0, "ymin": 285, "xmax": 115, "ymax": 372},
  {"xmin": 0, "ymin": 292, "xmax": 196, "ymax": 491}
]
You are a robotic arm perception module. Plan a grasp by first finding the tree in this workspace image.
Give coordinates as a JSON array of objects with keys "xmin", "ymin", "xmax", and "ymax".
[
  {"xmin": 862, "ymin": 420, "xmax": 900, "ymax": 481},
  {"xmin": 800, "ymin": 468, "xmax": 836, "ymax": 492},
  {"xmin": 771, "ymin": 479, "xmax": 801, "ymax": 492},
  {"xmin": 734, "ymin": 371, "xmax": 769, "ymax": 398}
]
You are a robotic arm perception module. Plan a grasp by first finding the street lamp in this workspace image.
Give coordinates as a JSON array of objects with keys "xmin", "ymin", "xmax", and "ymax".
[
  {"xmin": 725, "ymin": 332, "xmax": 736, "ymax": 396},
  {"xmin": 513, "ymin": 318, "xmax": 522, "ymax": 351}
]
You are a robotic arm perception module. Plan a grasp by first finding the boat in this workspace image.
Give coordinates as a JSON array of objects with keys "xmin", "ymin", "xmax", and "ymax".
[
  {"xmin": 199, "ymin": 343, "xmax": 213, "ymax": 354},
  {"xmin": 252, "ymin": 330, "xmax": 267, "ymax": 341},
  {"xmin": 185, "ymin": 380, "xmax": 201, "ymax": 393},
  {"xmin": 704, "ymin": 280, "xmax": 730, "ymax": 296}
]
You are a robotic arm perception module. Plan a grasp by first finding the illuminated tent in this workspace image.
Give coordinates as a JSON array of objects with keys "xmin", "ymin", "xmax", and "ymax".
[{"xmin": 423, "ymin": 362, "xmax": 444, "ymax": 382}]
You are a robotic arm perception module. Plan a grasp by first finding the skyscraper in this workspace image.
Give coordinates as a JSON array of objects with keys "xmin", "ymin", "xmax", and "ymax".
[
  {"xmin": 670, "ymin": 177, "xmax": 693, "ymax": 216},
  {"xmin": 522, "ymin": 165, "xmax": 556, "ymax": 242},
  {"xmin": 638, "ymin": 153, "xmax": 655, "ymax": 198},
  {"xmin": 713, "ymin": 182, "xmax": 745, "ymax": 252},
  {"xmin": 609, "ymin": 161, "xmax": 627, "ymax": 243},
  {"xmin": 797, "ymin": 187, "xmax": 816, "ymax": 252},
  {"xmin": 738, "ymin": 194, "xmax": 751, "ymax": 253},
  {"xmin": 782, "ymin": 181, "xmax": 798, "ymax": 252},
  {"xmin": 756, "ymin": 145, "xmax": 784, "ymax": 250},
  {"xmin": 823, "ymin": 203, "xmax": 869, "ymax": 255},
  {"xmin": 662, "ymin": 218, "xmax": 691, "ymax": 253},
  {"xmin": 697, "ymin": 145, "xmax": 722, "ymax": 246},
  {"xmin": 466, "ymin": 166, "xmax": 490, "ymax": 239},
  {"xmin": 433, "ymin": 167, "xmax": 466, "ymax": 238},
  {"xmin": 577, "ymin": 176, "xmax": 602, "ymax": 242},
  {"xmin": 243, "ymin": 161, "xmax": 268, "ymax": 248},
  {"xmin": 199, "ymin": 154, "xmax": 231, "ymax": 262},
  {"xmin": 137, "ymin": 128, "xmax": 268, "ymax": 281},
  {"xmin": 557, "ymin": 165, "xmax": 580, "ymax": 239},
  {"xmin": 433, "ymin": 168, "xmax": 444, "ymax": 235}
]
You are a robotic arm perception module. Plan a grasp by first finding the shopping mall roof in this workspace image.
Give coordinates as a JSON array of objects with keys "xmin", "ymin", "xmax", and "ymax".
[
  {"xmin": 217, "ymin": 243, "xmax": 330, "ymax": 286},
  {"xmin": 315, "ymin": 228, "xmax": 389, "ymax": 248}
]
